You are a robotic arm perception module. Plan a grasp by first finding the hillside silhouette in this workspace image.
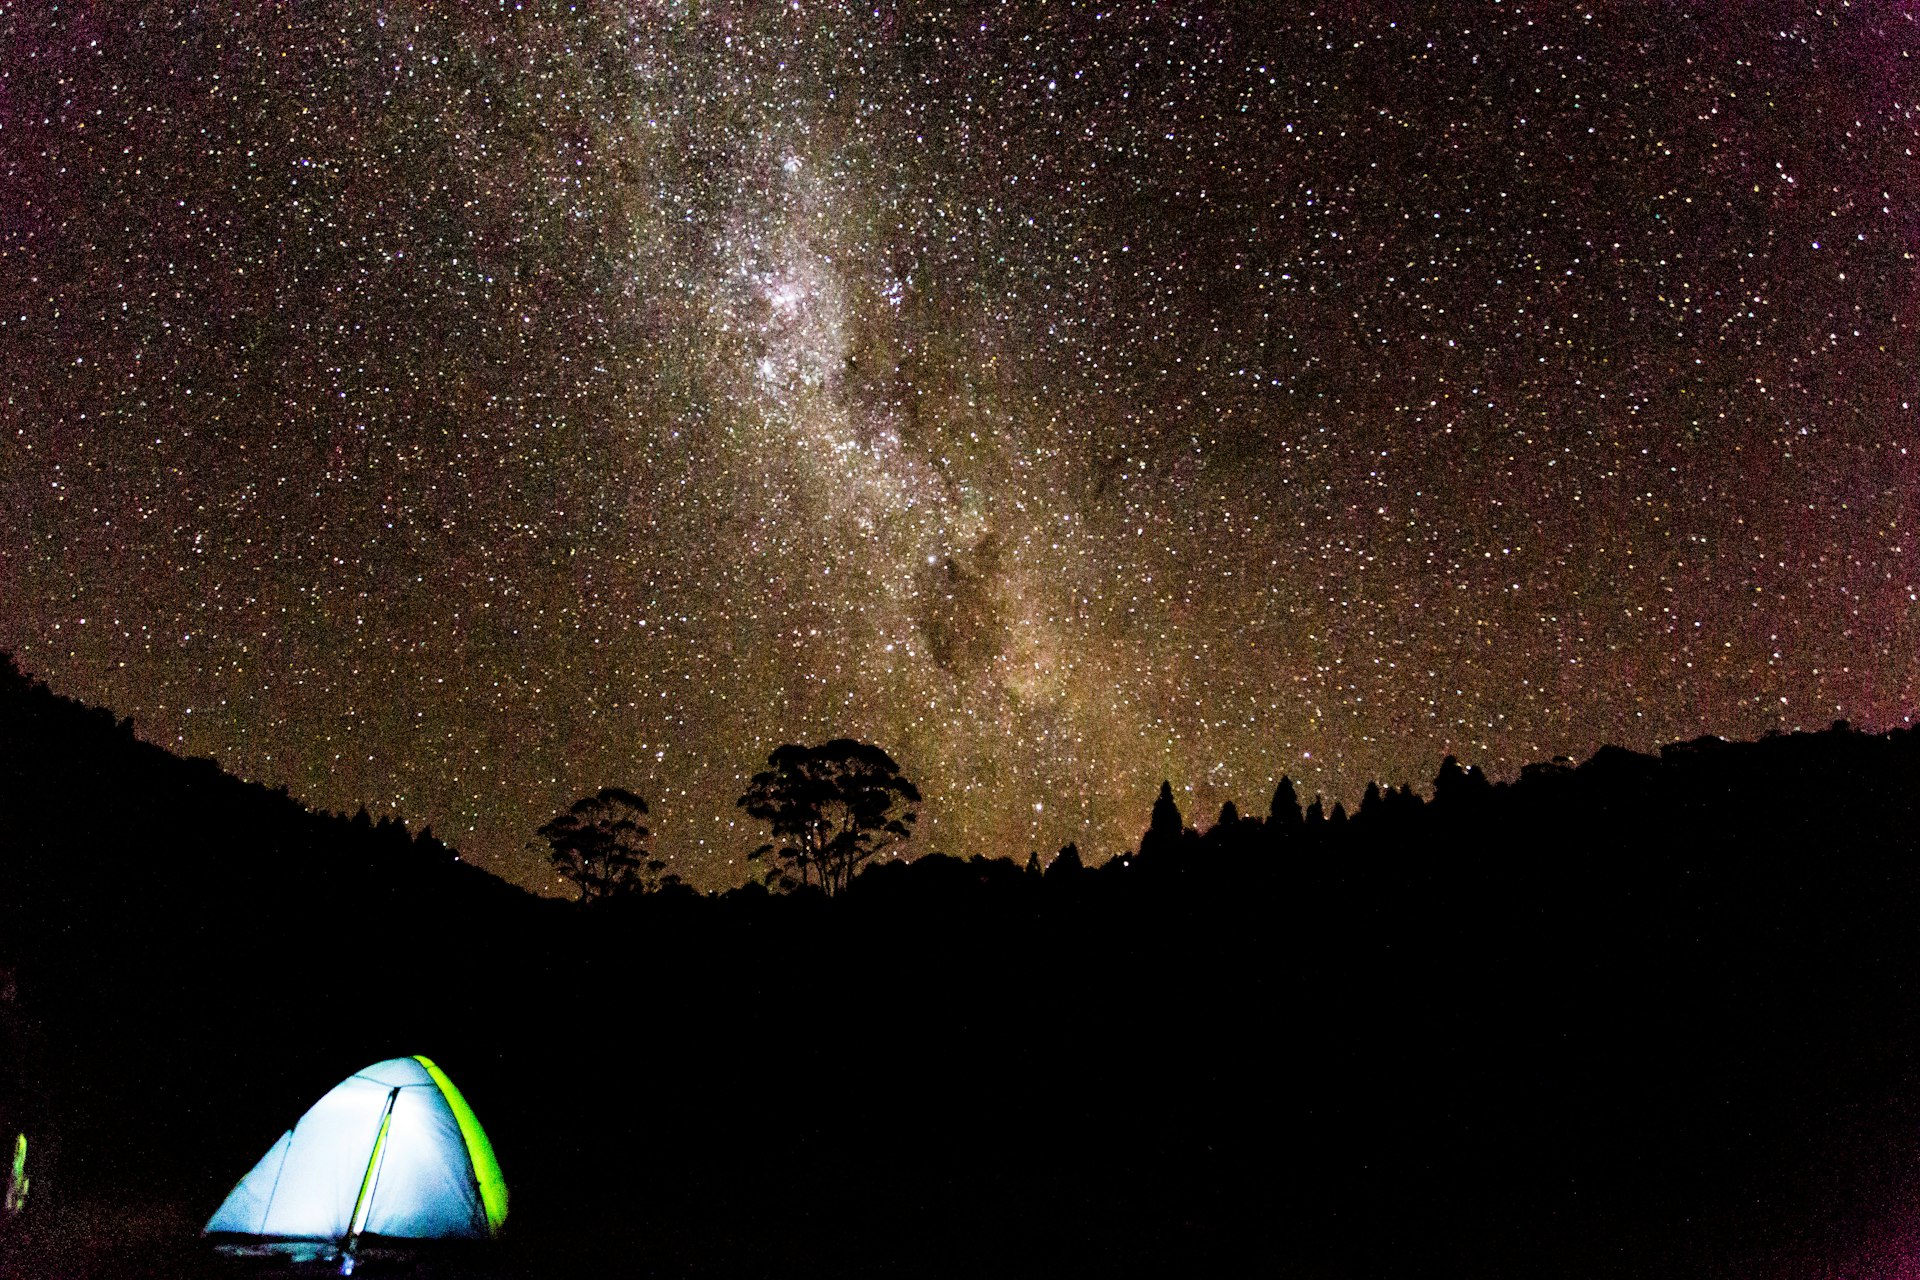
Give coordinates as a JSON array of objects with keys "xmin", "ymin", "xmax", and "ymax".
[{"xmin": 4, "ymin": 652, "xmax": 1920, "ymax": 1278}]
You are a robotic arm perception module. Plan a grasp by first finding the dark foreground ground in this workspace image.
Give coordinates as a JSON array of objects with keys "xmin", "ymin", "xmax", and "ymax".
[
  {"xmin": 6, "ymin": 662, "xmax": 1920, "ymax": 1277},
  {"xmin": 16, "ymin": 836, "xmax": 1920, "ymax": 1280}
]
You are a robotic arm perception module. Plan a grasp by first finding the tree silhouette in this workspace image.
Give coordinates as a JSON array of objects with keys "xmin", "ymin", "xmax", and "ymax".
[
  {"xmin": 1205, "ymin": 798, "xmax": 1269, "ymax": 859},
  {"xmin": 1387, "ymin": 783, "xmax": 1424, "ymax": 822},
  {"xmin": 737, "ymin": 740, "xmax": 920, "ymax": 896},
  {"xmin": 1046, "ymin": 842, "xmax": 1084, "ymax": 880},
  {"xmin": 1432, "ymin": 755, "xmax": 1493, "ymax": 811},
  {"xmin": 1139, "ymin": 780, "xmax": 1185, "ymax": 860},
  {"xmin": 536, "ymin": 787, "xmax": 661, "ymax": 903},
  {"xmin": 1269, "ymin": 775, "xmax": 1304, "ymax": 830}
]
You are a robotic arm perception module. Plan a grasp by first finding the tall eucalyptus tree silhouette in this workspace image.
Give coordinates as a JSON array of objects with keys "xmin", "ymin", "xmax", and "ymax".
[
  {"xmin": 536, "ymin": 787, "xmax": 660, "ymax": 903},
  {"xmin": 737, "ymin": 740, "xmax": 920, "ymax": 895}
]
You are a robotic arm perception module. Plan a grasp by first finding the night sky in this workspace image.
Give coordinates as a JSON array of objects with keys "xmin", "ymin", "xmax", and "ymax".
[{"xmin": 2, "ymin": 2, "xmax": 1914, "ymax": 893}]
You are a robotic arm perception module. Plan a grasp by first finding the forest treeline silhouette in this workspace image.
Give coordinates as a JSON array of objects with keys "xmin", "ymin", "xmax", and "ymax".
[
  {"xmin": 4, "ymin": 648, "xmax": 1920, "ymax": 1279},
  {"xmin": 540, "ymin": 737, "xmax": 1467, "ymax": 902}
]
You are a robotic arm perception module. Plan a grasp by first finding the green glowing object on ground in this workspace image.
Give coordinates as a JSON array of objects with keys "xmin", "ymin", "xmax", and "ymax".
[{"xmin": 4, "ymin": 1133, "xmax": 25, "ymax": 1214}]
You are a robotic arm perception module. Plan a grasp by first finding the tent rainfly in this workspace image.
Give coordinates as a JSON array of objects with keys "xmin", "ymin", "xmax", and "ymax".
[{"xmin": 205, "ymin": 1056, "xmax": 507, "ymax": 1255}]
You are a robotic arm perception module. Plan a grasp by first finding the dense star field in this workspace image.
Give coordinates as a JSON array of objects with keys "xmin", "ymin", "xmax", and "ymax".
[{"xmin": 2, "ymin": 2, "xmax": 1914, "ymax": 892}]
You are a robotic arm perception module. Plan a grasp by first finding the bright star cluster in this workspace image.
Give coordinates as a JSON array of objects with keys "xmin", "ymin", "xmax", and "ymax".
[{"xmin": 2, "ymin": 3, "xmax": 1914, "ymax": 891}]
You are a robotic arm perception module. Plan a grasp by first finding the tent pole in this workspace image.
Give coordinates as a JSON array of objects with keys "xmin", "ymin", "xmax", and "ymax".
[{"xmin": 342, "ymin": 1087, "xmax": 400, "ymax": 1265}]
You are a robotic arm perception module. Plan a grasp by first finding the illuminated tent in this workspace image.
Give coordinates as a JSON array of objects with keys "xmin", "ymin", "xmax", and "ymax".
[{"xmin": 205, "ymin": 1056, "xmax": 506, "ymax": 1253}]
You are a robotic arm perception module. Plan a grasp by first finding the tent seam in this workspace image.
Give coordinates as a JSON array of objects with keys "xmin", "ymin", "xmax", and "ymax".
[{"xmin": 257, "ymin": 1129, "xmax": 294, "ymax": 1235}]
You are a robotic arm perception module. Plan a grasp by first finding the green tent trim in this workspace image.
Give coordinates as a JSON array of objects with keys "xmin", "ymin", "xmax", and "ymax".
[{"xmin": 412, "ymin": 1055, "xmax": 508, "ymax": 1234}]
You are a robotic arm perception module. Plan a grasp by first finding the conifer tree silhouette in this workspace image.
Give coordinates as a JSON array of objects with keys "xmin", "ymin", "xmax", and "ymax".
[
  {"xmin": 1358, "ymin": 781, "xmax": 1385, "ymax": 823},
  {"xmin": 1269, "ymin": 776, "xmax": 1304, "ymax": 829},
  {"xmin": 1139, "ymin": 780, "xmax": 1185, "ymax": 860}
]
